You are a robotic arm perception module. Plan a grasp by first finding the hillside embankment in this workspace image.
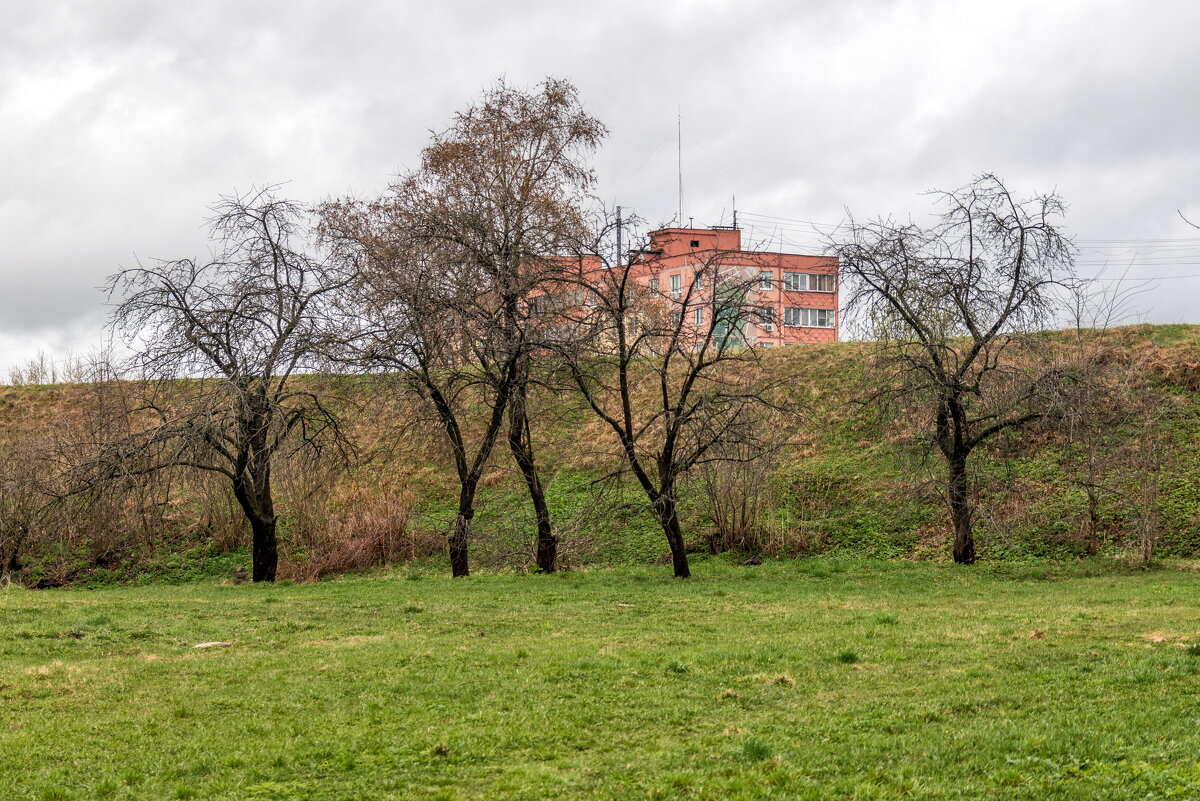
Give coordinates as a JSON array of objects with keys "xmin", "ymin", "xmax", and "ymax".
[{"xmin": 2, "ymin": 324, "xmax": 1198, "ymax": 585}]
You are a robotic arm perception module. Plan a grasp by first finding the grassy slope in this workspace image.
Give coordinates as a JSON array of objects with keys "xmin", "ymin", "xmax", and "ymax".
[
  {"xmin": 411, "ymin": 324, "xmax": 1200, "ymax": 566},
  {"xmin": 3, "ymin": 559, "xmax": 1200, "ymax": 800},
  {"xmin": 2, "ymin": 324, "xmax": 1199, "ymax": 582}
]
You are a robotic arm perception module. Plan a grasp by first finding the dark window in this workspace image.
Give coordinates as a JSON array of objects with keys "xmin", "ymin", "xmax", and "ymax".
[
  {"xmin": 807, "ymin": 273, "xmax": 835, "ymax": 292},
  {"xmin": 690, "ymin": 239, "xmax": 700, "ymax": 248}
]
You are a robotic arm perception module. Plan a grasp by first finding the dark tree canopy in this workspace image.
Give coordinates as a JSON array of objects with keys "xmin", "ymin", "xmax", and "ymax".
[
  {"xmin": 401, "ymin": 77, "xmax": 605, "ymax": 270},
  {"xmin": 835, "ymin": 174, "xmax": 1076, "ymax": 563},
  {"xmin": 323, "ymin": 78, "xmax": 606, "ymax": 577},
  {"xmin": 106, "ymin": 186, "xmax": 354, "ymax": 581},
  {"xmin": 556, "ymin": 212, "xmax": 782, "ymax": 578}
]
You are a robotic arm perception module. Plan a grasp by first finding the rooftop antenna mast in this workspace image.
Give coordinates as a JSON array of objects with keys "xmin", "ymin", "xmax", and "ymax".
[
  {"xmin": 677, "ymin": 109, "xmax": 683, "ymax": 227},
  {"xmin": 732, "ymin": 193, "xmax": 737, "ymax": 229}
]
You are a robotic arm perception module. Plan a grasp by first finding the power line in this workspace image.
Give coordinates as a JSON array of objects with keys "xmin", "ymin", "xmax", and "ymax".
[
  {"xmin": 731, "ymin": 215, "xmax": 1200, "ymax": 285},
  {"xmin": 742, "ymin": 209, "xmax": 1200, "ymax": 246}
]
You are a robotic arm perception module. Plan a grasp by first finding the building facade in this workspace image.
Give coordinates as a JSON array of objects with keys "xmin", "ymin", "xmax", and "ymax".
[{"xmin": 626, "ymin": 225, "xmax": 838, "ymax": 345}]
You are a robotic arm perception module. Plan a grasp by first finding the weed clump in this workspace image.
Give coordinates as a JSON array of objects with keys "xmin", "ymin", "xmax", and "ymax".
[{"xmin": 740, "ymin": 737, "xmax": 775, "ymax": 762}]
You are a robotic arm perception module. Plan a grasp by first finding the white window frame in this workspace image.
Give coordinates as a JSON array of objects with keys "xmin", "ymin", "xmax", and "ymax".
[
  {"xmin": 648, "ymin": 276, "xmax": 660, "ymax": 294},
  {"xmin": 670, "ymin": 273, "xmax": 682, "ymax": 299},
  {"xmin": 758, "ymin": 306, "xmax": 775, "ymax": 331},
  {"xmin": 783, "ymin": 307, "xmax": 836, "ymax": 328},
  {"xmin": 783, "ymin": 272, "xmax": 805, "ymax": 291},
  {"xmin": 694, "ymin": 307, "xmax": 704, "ymax": 326},
  {"xmin": 759, "ymin": 270, "xmax": 774, "ymax": 290}
]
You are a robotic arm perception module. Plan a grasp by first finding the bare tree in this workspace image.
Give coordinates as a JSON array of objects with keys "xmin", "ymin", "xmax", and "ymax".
[
  {"xmin": 325, "ymin": 209, "xmax": 520, "ymax": 578},
  {"xmin": 324, "ymin": 78, "xmax": 604, "ymax": 576},
  {"xmin": 696, "ymin": 405, "xmax": 789, "ymax": 555},
  {"xmin": 835, "ymin": 174, "xmax": 1076, "ymax": 564},
  {"xmin": 2, "ymin": 353, "xmax": 178, "ymax": 586},
  {"xmin": 1056, "ymin": 275, "xmax": 1157, "ymax": 554},
  {"xmin": 0, "ymin": 433, "xmax": 52, "ymax": 583},
  {"xmin": 555, "ymin": 213, "xmax": 780, "ymax": 578},
  {"xmin": 106, "ymin": 186, "xmax": 354, "ymax": 582}
]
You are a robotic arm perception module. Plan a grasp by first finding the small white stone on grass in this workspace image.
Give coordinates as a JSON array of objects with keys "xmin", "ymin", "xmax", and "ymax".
[{"xmin": 193, "ymin": 641, "xmax": 232, "ymax": 649}]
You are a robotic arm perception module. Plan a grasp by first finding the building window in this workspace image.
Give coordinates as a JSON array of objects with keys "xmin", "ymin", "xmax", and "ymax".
[
  {"xmin": 759, "ymin": 270, "xmax": 774, "ymax": 290},
  {"xmin": 759, "ymin": 341, "xmax": 774, "ymax": 347},
  {"xmin": 784, "ymin": 307, "xmax": 835, "ymax": 328},
  {"xmin": 690, "ymin": 239, "xmax": 700, "ymax": 248},
  {"xmin": 758, "ymin": 306, "xmax": 775, "ymax": 331},
  {"xmin": 694, "ymin": 307, "xmax": 704, "ymax": 326},
  {"xmin": 670, "ymin": 274, "xmax": 682, "ymax": 299},
  {"xmin": 808, "ymin": 273, "xmax": 835, "ymax": 292},
  {"xmin": 648, "ymin": 276, "xmax": 659, "ymax": 294},
  {"xmin": 670, "ymin": 309, "xmax": 682, "ymax": 328},
  {"xmin": 692, "ymin": 271, "xmax": 703, "ymax": 292},
  {"xmin": 782, "ymin": 273, "xmax": 835, "ymax": 293}
]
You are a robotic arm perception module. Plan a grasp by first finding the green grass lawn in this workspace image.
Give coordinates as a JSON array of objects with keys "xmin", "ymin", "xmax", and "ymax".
[{"xmin": 3, "ymin": 558, "xmax": 1200, "ymax": 800}]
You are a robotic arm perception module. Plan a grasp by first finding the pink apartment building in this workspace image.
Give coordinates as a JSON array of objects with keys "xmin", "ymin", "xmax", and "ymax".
[{"xmin": 626, "ymin": 225, "xmax": 838, "ymax": 345}]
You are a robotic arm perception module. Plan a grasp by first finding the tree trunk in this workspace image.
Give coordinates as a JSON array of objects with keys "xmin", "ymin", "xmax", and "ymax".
[
  {"xmin": 3, "ymin": 547, "xmax": 20, "ymax": 581},
  {"xmin": 1084, "ymin": 484, "xmax": 1101, "ymax": 557},
  {"xmin": 508, "ymin": 386, "xmax": 556, "ymax": 572},
  {"xmin": 656, "ymin": 494, "xmax": 691, "ymax": 578},
  {"xmin": 3, "ymin": 525, "xmax": 25, "ymax": 578},
  {"xmin": 250, "ymin": 515, "xmax": 278, "ymax": 582},
  {"xmin": 449, "ymin": 479, "xmax": 476, "ymax": 577},
  {"xmin": 233, "ymin": 465, "xmax": 278, "ymax": 582},
  {"xmin": 450, "ymin": 513, "xmax": 471, "ymax": 577},
  {"xmin": 1138, "ymin": 473, "xmax": 1158, "ymax": 563},
  {"xmin": 947, "ymin": 451, "xmax": 975, "ymax": 564}
]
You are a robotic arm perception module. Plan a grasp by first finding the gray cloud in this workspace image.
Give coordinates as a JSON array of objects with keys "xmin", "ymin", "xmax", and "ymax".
[{"xmin": 2, "ymin": 0, "xmax": 1198, "ymax": 373}]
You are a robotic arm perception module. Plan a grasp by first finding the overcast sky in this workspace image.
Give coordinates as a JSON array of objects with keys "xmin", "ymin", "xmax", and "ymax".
[{"xmin": 3, "ymin": 0, "xmax": 1199, "ymax": 377}]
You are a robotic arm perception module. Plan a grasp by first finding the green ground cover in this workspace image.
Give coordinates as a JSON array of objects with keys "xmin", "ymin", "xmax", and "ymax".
[{"xmin": 3, "ymin": 559, "xmax": 1200, "ymax": 800}]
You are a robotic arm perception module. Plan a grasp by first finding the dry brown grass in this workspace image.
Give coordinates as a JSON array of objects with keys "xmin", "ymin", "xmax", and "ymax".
[{"xmin": 280, "ymin": 488, "xmax": 442, "ymax": 582}]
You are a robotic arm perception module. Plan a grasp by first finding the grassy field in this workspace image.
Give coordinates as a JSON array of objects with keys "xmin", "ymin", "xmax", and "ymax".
[{"xmin": 3, "ymin": 558, "xmax": 1200, "ymax": 800}]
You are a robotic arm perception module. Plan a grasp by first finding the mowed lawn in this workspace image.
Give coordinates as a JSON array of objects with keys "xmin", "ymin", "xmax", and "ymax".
[{"xmin": 2, "ymin": 560, "xmax": 1200, "ymax": 800}]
